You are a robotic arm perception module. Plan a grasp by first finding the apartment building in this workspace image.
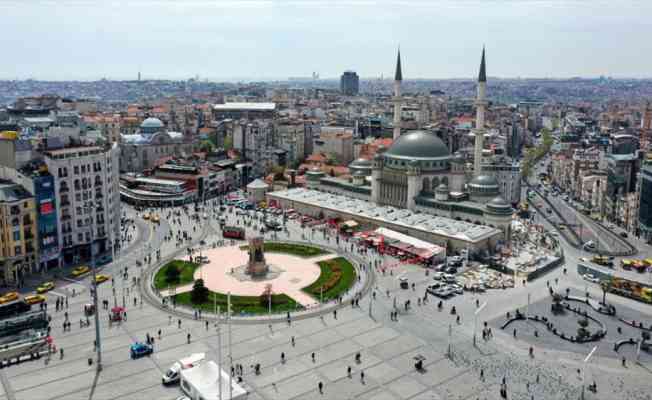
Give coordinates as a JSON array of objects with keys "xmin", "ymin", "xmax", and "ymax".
[
  {"xmin": 44, "ymin": 144, "xmax": 120, "ymax": 266},
  {"xmin": 0, "ymin": 182, "xmax": 38, "ymax": 286}
]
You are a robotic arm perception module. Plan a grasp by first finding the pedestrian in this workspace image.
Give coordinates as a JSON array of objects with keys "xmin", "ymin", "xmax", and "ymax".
[
  {"xmin": 513, "ymin": 328, "xmax": 517, "ymax": 338},
  {"xmin": 333, "ymin": 309, "xmax": 337, "ymax": 319},
  {"xmin": 480, "ymin": 368, "xmax": 484, "ymax": 380},
  {"xmin": 347, "ymin": 366, "xmax": 352, "ymax": 378},
  {"xmin": 311, "ymin": 352, "xmax": 316, "ymax": 363},
  {"xmin": 158, "ymin": 329, "xmax": 162, "ymax": 339},
  {"xmin": 360, "ymin": 370, "xmax": 365, "ymax": 383},
  {"xmin": 205, "ymin": 320, "xmax": 209, "ymax": 330},
  {"xmin": 281, "ymin": 352, "xmax": 285, "ymax": 363},
  {"xmin": 291, "ymin": 336, "xmax": 295, "ymax": 347},
  {"xmin": 60, "ymin": 348, "xmax": 64, "ymax": 359},
  {"xmin": 178, "ymin": 319, "xmax": 182, "ymax": 329},
  {"xmin": 318, "ymin": 381, "xmax": 323, "ymax": 394}
]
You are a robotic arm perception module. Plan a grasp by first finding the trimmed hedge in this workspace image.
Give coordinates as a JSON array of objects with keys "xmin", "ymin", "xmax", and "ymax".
[
  {"xmin": 174, "ymin": 291, "xmax": 301, "ymax": 315},
  {"xmin": 239, "ymin": 242, "xmax": 329, "ymax": 258},
  {"xmin": 303, "ymin": 257, "xmax": 356, "ymax": 302},
  {"xmin": 154, "ymin": 260, "xmax": 199, "ymax": 290}
]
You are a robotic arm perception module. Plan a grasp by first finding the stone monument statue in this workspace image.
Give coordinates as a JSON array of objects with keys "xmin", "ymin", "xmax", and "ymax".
[{"xmin": 246, "ymin": 237, "xmax": 269, "ymax": 276}]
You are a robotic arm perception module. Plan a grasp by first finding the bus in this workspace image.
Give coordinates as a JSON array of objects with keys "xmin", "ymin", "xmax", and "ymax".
[
  {"xmin": 0, "ymin": 300, "xmax": 31, "ymax": 320},
  {"xmin": 222, "ymin": 226, "xmax": 245, "ymax": 240}
]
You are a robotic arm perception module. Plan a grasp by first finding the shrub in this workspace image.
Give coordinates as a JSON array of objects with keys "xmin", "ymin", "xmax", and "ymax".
[
  {"xmin": 165, "ymin": 264, "xmax": 181, "ymax": 284},
  {"xmin": 191, "ymin": 279, "xmax": 209, "ymax": 304}
]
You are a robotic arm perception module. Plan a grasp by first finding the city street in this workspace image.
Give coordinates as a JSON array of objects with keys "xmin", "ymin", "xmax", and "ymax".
[{"xmin": 1, "ymin": 199, "xmax": 651, "ymax": 400}]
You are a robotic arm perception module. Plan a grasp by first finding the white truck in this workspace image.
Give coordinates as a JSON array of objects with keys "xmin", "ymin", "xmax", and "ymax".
[{"xmin": 162, "ymin": 353, "xmax": 205, "ymax": 385}]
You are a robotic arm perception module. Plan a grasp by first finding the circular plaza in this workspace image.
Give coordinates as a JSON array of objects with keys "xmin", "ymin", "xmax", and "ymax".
[{"xmin": 152, "ymin": 241, "xmax": 360, "ymax": 317}]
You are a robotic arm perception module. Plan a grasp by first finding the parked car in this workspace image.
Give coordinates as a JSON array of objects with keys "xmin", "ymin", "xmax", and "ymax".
[
  {"xmin": 94, "ymin": 274, "xmax": 110, "ymax": 284},
  {"xmin": 130, "ymin": 342, "xmax": 154, "ymax": 359},
  {"xmin": 399, "ymin": 277, "xmax": 409, "ymax": 289},
  {"xmin": 0, "ymin": 292, "xmax": 19, "ymax": 304},
  {"xmin": 24, "ymin": 294, "xmax": 46, "ymax": 305},
  {"xmin": 36, "ymin": 282, "xmax": 55, "ymax": 294},
  {"xmin": 582, "ymin": 274, "xmax": 600, "ymax": 283},
  {"xmin": 72, "ymin": 265, "xmax": 90, "ymax": 277},
  {"xmin": 432, "ymin": 272, "xmax": 444, "ymax": 281}
]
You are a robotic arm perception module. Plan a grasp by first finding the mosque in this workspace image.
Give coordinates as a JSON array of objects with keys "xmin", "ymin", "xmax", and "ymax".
[{"xmin": 308, "ymin": 49, "xmax": 513, "ymax": 242}]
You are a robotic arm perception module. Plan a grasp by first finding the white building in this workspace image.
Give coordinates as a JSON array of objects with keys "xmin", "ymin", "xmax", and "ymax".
[
  {"xmin": 44, "ymin": 144, "xmax": 121, "ymax": 266},
  {"xmin": 120, "ymin": 117, "xmax": 196, "ymax": 173}
]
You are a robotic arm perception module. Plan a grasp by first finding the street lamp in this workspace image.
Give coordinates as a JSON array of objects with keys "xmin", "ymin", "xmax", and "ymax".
[
  {"xmin": 581, "ymin": 345, "xmax": 597, "ymax": 400},
  {"xmin": 473, "ymin": 301, "xmax": 487, "ymax": 346},
  {"xmin": 85, "ymin": 200, "xmax": 103, "ymax": 372}
]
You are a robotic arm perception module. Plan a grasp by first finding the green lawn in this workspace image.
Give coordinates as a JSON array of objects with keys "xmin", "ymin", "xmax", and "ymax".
[
  {"xmin": 154, "ymin": 260, "xmax": 199, "ymax": 290},
  {"xmin": 302, "ymin": 257, "xmax": 356, "ymax": 302},
  {"xmin": 239, "ymin": 242, "xmax": 329, "ymax": 258},
  {"xmin": 173, "ymin": 291, "xmax": 302, "ymax": 315}
]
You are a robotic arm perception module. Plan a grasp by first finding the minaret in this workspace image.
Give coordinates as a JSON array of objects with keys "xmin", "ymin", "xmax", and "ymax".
[
  {"xmin": 393, "ymin": 49, "xmax": 403, "ymax": 140},
  {"xmin": 473, "ymin": 47, "xmax": 488, "ymax": 176}
]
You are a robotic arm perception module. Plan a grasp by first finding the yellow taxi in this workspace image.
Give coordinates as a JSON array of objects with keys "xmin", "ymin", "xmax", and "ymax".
[
  {"xmin": 36, "ymin": 282, "xmax": 55, "ymax": 294},
  {"xmin": 94, "ymin": 274, "xmax": 110, "ymax": 284},
  {"xmin": 71, "ymin": 265, "xmax": 90, "ymax": 277},
  {"xmin": 143, "ymin": 213, "xmax": 150, "ymax": 220},
  {"xmin": 24, "ymin": 294, "xmax": 45, "ymax": 305},
  {"xmin": 0, "ymin": 292, "xmax": 19, "ymax": 304},
  {"xmin": 151, "ymin": 214, "xmax": 160, "ymax": 223}
]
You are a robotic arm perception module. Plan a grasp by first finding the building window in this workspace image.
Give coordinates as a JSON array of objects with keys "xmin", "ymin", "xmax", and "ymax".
[
  {"xmin": 74, "ymin": 166, "xmax": 79, "ymax": 174},
  {"xmin": 13, "ymin": 231, "xmax": 20, "ymax": 241},
  {"xmin": 77, "ymin": 233, "xmax": 83, "ymax": 242},
  {"xmin": 14, "ymin": 246, "xmax": 21, "ymax": 255}
]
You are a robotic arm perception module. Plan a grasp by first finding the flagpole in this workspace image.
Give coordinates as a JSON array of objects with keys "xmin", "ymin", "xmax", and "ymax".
[
  {"xmin": 217, "ymin": 305, "xmax": 222, "ymax": 400},
  {"xmin": 228, "ymin": 292, "xmax": 232, "ymax": 400}
]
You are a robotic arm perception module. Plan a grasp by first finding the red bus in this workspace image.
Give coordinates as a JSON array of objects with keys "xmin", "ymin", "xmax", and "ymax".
[{"xmin": 222, "ymin": 226, "xmax": 245, "ymax": 240}]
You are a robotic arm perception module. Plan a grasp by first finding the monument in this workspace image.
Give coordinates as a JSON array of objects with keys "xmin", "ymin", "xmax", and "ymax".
[{"xmin": 246, "ymin": 237, "xmax": 269, "ymax": 276}]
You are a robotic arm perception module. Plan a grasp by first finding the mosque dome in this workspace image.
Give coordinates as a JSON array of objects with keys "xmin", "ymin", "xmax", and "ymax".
[
  {"xmin": 486, "ymin": 196, "xmax": 512, "ymax": 215},
  {"xmin": 141, "ymin": 117, "xmax": 164, "ymax": 129},
  {"xmin": 384, "ymin": 130, "xmax": 450, "ymax": 160}
]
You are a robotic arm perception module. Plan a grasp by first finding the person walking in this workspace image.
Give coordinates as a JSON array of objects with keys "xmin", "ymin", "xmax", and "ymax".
[
  {"xmin": 360, "ymin": 370, "xmax": 365, "ymax": 384},
  {"xmin": 311, "ymin": 352, "xmax": 316, "ymax": 363},
  {"xmin": 318, "ymin": 381, "xmax": 323, "ymax": 394}
]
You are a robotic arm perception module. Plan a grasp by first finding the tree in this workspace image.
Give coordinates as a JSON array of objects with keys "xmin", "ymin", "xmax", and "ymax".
[
  {"xmin": 551, "ymin": 293, "xmax": 564, "ymax": 313},
  {"xmin": 190, "ymin": 279, "xmax": 209, "ymax": 304},
  {"xmin": 165, "ymin": 264, "xmax": 181, "ymax": 284},
  {"xmin": 577, "ymin": 318, "xmax": 590, "ymax": 340},
  {"xmin": 600, "ymin": 280, "xmax": 612, "ymax": 306}
]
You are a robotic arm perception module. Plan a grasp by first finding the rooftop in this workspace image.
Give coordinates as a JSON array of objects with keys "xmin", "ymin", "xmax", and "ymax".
[
  {"xmin": 212, "ymin": 102, "xmax": 276, "ymax": 111},
  {"xmin": 269, "ymin": 188, "xmax": 501, "ymax": 243},
  {"xmin": 0, "ymin": 182, "xmax": 32, "ymax": 203}
]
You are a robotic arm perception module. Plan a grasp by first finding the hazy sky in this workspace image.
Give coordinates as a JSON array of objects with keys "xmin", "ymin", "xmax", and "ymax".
[{"xmin": 2, "ymin": 0, "xmax": 651, "ymax": 81}]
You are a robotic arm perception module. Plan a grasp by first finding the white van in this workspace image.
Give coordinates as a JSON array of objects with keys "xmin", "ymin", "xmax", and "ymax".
[{"xmin": 162, "ymin": 353, "xmax": 206, "ymax": 385}]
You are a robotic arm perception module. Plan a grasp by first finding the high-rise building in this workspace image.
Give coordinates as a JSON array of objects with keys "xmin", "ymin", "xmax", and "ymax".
[
  {"xmin": 340, "ymin": 71, "xmax": 359, "ymax": 96},
  {"xmin": 44, "ymin": 144, "xmax": 120, "ymax": 267},
  {"xmin": 0, "ymin": 182, "xmax": 38, "ymax": 286}
]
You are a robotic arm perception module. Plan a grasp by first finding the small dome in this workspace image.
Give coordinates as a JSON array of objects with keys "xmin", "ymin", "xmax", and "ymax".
[
  {"xmin": 141, "ymin": 117, "xmax": 164, "ymax": 129},
  {"xmin": 349, "ymin": 158, "xmax": 372, "ymax": 168},
  {"xmin": 468, "ymin": 174, "xmax": 499, "ymax": 188},
  {"xmin": 352, "ymin": 170, "xmax": 366, "ymax": 177},
  {"xmin": 486, "ymin": 196, "xmax": 512, "ymax": 214},
  {"xmin": 384, "ymin": 130, "xmax": 450, "ymax": 160},
  {"xmin": 436, "ymin": 183, "xmax": 448, "ymax": 193}
]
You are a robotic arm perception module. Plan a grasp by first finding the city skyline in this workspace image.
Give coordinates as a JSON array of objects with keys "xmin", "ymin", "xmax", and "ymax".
[{"xmin": 2, "ymin": 0, "xmax": 652, "ymax": 81}]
